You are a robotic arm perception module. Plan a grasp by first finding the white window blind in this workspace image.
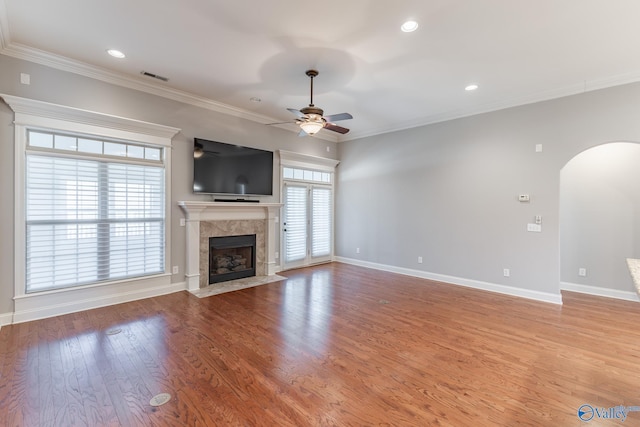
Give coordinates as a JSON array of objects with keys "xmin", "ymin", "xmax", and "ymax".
[
  {"xmin": 311, "ymin": 187, "xmax": 332, "ymax": 257},
  {"xmin": 284, "ymin": 185, "xmax": 308, "ymax": 263},
  {"xmin": 25, "ymin": 131, "xmax": 165, "ymax": 293}
]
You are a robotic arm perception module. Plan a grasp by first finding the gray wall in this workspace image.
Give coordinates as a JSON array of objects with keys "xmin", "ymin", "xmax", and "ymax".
[
  {"xmin": 0, "ymin": 54, "xmax": 338, "ymax": 315},
  {"xmin": 336, "ymin": 83, "xmax": 640, "ymax": 297},
  {"xmin": 3, "ymin": 52, "xmax": 640, "ymax": 315},
  {"xmin": 560, "ymin": 142, "xmax": 640, "ymax": 292}
]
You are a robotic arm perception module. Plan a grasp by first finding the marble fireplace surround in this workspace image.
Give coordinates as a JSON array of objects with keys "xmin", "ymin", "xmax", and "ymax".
[{"xmin": 178, "ymin": 202, "xmax": 283, "ymax": 291}]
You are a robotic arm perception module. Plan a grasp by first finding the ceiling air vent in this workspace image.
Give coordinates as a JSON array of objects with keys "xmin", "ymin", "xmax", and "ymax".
[{"xmin": 140, "ymin": 71, "xmax": 169, "ymax": 82}]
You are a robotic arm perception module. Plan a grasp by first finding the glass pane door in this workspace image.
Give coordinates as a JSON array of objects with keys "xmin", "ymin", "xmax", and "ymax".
[
  {"xmin": 283, "ymin": 183, "xmax": 333, "ymax": 269},
  {"xmin": 283, "ymin": 184, "xmax": 308, "ymax": 269}
]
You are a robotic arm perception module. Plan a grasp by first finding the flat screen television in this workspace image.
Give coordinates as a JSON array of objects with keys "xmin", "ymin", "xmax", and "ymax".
[{"xmin": 193, "ymin": 138, "xmax": 274, "ymax": 196}]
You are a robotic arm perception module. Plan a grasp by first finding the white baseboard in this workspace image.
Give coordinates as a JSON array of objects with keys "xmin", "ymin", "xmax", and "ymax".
[
  {"xmin": 11, "ymin": 277, "xmax": 187, "ymax": 324},
  {"xmin": 334, "ymin": 256, "xmax": 563, "ymax": 305},
  {"xmin": 561, "ymin": 282, "xmax": 640, "ymax": 302},
  {"xmin": 0, "ymin": 312, "xmax": 13, "ymax": 329}
]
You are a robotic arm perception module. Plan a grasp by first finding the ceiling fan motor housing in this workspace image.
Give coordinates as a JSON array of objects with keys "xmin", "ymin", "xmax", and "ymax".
[{"xmin": 300, "ymin": 106, "xmax": 324, "ymax": 116}]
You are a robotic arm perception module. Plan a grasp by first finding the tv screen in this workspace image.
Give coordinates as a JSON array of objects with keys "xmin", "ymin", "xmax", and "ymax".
[{"xmin": 193, "ymin": 138, "xmax": 274, "ymax": 196}]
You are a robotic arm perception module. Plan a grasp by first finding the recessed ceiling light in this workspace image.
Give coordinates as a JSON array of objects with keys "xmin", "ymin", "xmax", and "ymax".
[
  {"xmin": 107, "ymin": 49, "xmax": 126, "ymax": 59},
  {"xmin": 465, "ymin": 84, "xmax": 479, "ymax": 91},
  {"xmin": 401, "ymin": 20, "xmax": 419, "ymax": 32}
]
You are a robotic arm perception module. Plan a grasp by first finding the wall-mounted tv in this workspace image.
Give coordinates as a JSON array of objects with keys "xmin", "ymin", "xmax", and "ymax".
[{"xmin": 193, "ymin": 138, "xmax": 274, "ymax": 196}]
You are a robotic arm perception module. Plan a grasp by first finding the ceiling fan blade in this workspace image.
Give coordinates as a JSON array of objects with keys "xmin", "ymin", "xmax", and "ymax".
[
  {"xmin": 324, "ymin": 123, "xmax": 350, "ymax": 134},
  {"xmin": 298, "ymin": 129, "xmax": 308, "ymax": 137},
  {"xmin": 287, "ymin": 108, "xmax": 305, "ymax": 118},
  {"xmin": 323, "ymin": 112, "xmax": 353, "ymax": 122}
]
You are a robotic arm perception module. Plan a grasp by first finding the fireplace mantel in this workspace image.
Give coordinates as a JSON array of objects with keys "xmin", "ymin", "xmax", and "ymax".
[
  {"xmin": 178, "ymin": 201, "xmax": 283, "ymax": 221},
  {"xmin": 178, "ymin": 202, "xmax": 283, "ymax": 291}
]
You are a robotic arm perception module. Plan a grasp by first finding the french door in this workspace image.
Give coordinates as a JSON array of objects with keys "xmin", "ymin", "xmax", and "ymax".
[{"xmin": 282, "ymin": 183, "xmax": 333, "ymax": 270}]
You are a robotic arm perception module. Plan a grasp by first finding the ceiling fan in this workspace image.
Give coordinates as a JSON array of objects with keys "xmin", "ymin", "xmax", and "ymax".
[{"xmin": 275, "ymin": 69, "xmax": 353, "ymax": 136}]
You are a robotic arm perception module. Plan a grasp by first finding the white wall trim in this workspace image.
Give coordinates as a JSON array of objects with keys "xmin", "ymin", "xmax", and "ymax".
[
  {"xmin": 279, "ymin": 150, "xmax": 340, "ymax": 171},
  {"xmin": 335, "ymin": 256, "xmax": 563, "ymax": 305},
  {"xmin": 0, "ymin": 312, "xmax": 12, "ymax": 328},
  {"xmin": 560, "ymin": 281, "xmax": 640, "ymax": 302},
  {"xmin": 0, "ymin": 94, "xmax": 181, "ymax": 143},
  {"xmin": 12, "ymin": 276, "xmax": 187, "ymax": 324}
]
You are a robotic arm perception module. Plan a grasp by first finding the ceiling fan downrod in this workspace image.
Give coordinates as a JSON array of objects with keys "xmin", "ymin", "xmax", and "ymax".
[{"xmin": 306, "ymin": 69, "xmax": 318, "ymax": 107}]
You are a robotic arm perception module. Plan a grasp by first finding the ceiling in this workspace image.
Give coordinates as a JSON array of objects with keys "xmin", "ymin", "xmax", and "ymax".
[{"xmin": 2, "ymin": 0, "xmax": 640, "ymax": 142}]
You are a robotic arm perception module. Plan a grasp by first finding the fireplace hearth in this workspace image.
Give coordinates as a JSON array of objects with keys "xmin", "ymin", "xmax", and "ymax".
[{"xmin": 209, "ymin": 234, "xmax": 256, "ymax": 284}]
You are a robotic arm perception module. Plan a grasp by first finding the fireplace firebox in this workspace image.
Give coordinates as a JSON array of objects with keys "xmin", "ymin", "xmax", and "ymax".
[{"xmin": 209, "ymin": 234, "xmax": 257, "ymax": 284}]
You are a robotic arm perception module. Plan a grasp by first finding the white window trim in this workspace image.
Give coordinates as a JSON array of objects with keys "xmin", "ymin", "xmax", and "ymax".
[
  {"xmin": 2, "ymin": 94, "xmax": 181, "ymax": 323},
  {"xmin": 279, "ymin": 149, "xmax": 340, "ymax": 172}
]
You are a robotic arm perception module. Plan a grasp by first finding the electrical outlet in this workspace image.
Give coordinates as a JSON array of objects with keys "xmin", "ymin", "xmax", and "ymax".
[
  {"xmin": 356, "ymin": 248, "xmax": 360, "ymax": 254},
  {"xmin": 503, "ymin": 268, "xmax": 510, "ymax": 277},
  {"xmin": 180, "ymin": 218, "xmax": 185, "ymax": 226},
  {"xmin": 527, "ymin": 223, "xmax": 542, "ymax": 232},
  {"xmin": 578, "ymin": 268, "xmax": 587, "ymax": 277},
  {"xmin": 418, "ymin": 256, "xmax": 423, "ymax": 264},
  {"xmin": 275, "ymin": 251, "xmax": 279, "ymax": 259},
  {"xmin": 172, "ymin": 266, "xmax": 179, "ymax": 274}
]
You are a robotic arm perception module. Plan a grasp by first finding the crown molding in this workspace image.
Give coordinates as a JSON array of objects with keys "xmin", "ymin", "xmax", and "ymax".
[
  {"xmin": 342, "ymin": 71, "xmax": 640, "ymax": 142},
  {"xmin": 0, "ymin": 41, "xmax": 341, "ymax": 143}
]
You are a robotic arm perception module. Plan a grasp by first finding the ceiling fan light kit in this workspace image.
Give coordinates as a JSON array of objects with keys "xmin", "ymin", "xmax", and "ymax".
[{"xmin": 299, "ymin": 118, "xmax": 324, "ymax": 135}]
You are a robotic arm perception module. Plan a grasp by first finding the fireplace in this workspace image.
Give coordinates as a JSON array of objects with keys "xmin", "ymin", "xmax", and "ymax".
[
  {"xmin": 178, "ymin": 201, "xmax": 282, "ymax": 291},
  {"xmin": 209, "ymin": 234, "xmax": 256, "ymax": 284}
]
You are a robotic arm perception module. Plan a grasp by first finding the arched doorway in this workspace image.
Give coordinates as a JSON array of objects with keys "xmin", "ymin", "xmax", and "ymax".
[{"xmin": 559, "ymin": 142, "xmax": 640, "ymax": 300}]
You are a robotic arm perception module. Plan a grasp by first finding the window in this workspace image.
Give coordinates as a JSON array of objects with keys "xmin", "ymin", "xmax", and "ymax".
[
  {"xmin": 4, "ymin": 94, "xmax": 180, "ymax": 322},
  {"xmin": 283, "ymin": 166, "xmax": 331, "ymax": 184},
  {"xmin": 25, "ymin": 130, "xmax": 166, "ymax": 292},
  {"xmin": 0, "ymin": 94, "xmax": 180, "ymax": 312}
]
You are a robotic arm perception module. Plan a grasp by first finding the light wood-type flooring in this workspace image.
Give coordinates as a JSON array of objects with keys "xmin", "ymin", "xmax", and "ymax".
[{"xmin": 1, "ymin": 262, "xmax": 639, "ymax": 426}]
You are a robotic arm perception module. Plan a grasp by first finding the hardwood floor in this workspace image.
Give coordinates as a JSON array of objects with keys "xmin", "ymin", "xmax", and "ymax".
[{"xmin": 1, "ymin": 262, "xmax": 640, "ymax": 426}]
